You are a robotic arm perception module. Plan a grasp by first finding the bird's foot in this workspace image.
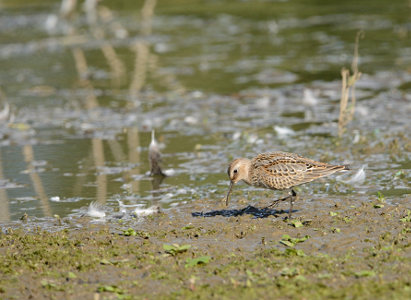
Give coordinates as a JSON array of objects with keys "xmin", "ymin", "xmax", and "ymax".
[{"xmin": 266, "ymin": 195, "xmax": 291, "ymax": 209}]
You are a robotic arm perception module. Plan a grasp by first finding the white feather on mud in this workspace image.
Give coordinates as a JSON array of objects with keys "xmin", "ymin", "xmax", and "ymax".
[
  {"xmin": 116, "ymin": 199, "xmax": 156, "ymax": 214},
  {"xmin": 87, "ymin": 202, "xmax": 106, "ymax": 218},
  {"xmin": 338, "ymin": 165, "xmax": 366, "ymax": 185},
  {"xmin": 133, "ymin": 206, "xmax": 160, "ymax": 217},
  {"xmin": 116, "ymin": 199, "xmax": 128, "ymax": 214}
]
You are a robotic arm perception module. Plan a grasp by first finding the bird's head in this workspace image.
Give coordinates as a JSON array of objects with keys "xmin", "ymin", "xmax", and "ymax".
[
  {"xmin": 227, "ymin": 158, "xmax": 250, "ymax": 184},
  {"xmin": 225, "ymin": 158, "xmax": 251, "ymax": 206}
]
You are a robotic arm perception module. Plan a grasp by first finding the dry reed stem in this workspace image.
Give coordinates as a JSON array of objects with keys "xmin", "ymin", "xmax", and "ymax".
[
  {"xmin": 338, "ymin": 31, "xmax": 364, "ymax": 136},
  {"xmin": 129, "ymin": 0, "xmax": 157, "ymax": 99}
]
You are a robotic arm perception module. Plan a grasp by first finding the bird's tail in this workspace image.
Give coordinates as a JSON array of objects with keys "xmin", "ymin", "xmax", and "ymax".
[{"xmin": 329, "ymin": 164, "xmax": 350, "ymax": 173}]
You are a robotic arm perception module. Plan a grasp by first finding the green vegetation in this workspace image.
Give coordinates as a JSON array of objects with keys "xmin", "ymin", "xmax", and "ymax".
[{"xmin": 163, "ymin": 244, "xmax": 191, "ymax": 256}]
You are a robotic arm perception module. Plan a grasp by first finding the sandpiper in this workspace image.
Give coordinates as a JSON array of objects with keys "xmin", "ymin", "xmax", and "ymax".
[{"xmin": 225, "ymin": 151, "xmax": 349, "ymax": 218}]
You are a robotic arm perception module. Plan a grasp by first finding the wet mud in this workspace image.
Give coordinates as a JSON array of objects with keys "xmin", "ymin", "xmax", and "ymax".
[{"xmin": 1, "ymin": 195, "xmax": 410, "ymax": 299}]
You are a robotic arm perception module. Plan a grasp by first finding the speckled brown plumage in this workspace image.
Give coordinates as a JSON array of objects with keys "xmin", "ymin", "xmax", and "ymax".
[{"xmin": 225, "ymin": 151, "xmax": 349, "ymax": 218}]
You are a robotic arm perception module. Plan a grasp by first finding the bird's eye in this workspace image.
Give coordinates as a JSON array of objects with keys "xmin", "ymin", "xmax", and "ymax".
[{"xmin": 233, "ymin": 169, "xmax": 238, "ymax": 174}]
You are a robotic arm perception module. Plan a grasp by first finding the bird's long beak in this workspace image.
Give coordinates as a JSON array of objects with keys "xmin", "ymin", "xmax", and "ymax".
[{"xmin": 225, "ymin": 181, "xmax": 234, "ymax": 206}]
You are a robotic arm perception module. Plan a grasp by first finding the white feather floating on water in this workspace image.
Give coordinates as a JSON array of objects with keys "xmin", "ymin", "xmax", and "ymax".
[
  {"xmin": 232, "ymin": 131, "xmax": 241, "ymax": 140},
  {"xmin": 87, "ymin": 202, "xmax": 106, "ymax": 218},
  {"xmin": 274, "ymin": 126, "xmax": 295, "ymax": 138},
  {"xmin": 255, "ymin": 96, "xmax": 270, "ymax": 108},
  {"xmin": 247, "ymin": 134, "xmax": 258, "ymax": 144},
  {"xmin": 302, "ymin": 89, "xmax": 319, "ymax": 106},
  {"xmin": 50, "ymin": 196, "xmax": 60, "ymax": 202},
  {"xmin": 163, "ymin": 169, "xmax": 176, "ymax": 176},
  {"xmin": 352, "ymin": 130, "xmax": 361, "ymax": 144},
  {"xmin": 184, "ymin": 116, "xmax": 198, "ymax": 125},
  {"xmin": 0, "ymin": 102, "xmax": 10, "ymax": 122}
]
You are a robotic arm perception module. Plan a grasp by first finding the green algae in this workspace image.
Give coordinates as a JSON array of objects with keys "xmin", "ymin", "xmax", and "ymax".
[
  {"xmin": 163, "ymin": 244, "xmax": 191, "ymax": 256},
  {"xmin": 185, "ymin": 256, "xmax": 211, "ymax": 268}
]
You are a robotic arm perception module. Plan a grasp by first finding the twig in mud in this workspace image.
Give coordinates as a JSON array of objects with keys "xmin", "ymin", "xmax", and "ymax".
[{"xmin": 338, "ymin": 31, "xmax": 364, "ymax": 137}]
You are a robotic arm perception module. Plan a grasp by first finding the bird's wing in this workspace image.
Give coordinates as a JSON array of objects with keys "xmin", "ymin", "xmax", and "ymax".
[{"xmin": 253, "ymin": 152, "xmax": 345, "ymax": 189}]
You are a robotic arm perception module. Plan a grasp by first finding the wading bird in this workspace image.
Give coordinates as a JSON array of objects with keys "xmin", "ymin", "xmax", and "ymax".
[{"xmin": 225, "ymin": 151, "xmax": 349, "ymax": 218}]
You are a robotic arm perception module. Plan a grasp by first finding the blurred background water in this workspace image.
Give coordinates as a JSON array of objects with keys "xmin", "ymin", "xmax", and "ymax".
[{"xmin": 0, "ymin": 0, "xmax": 409, "ymax": 224}]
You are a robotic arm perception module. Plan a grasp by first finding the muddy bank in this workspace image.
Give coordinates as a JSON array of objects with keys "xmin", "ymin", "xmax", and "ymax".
[
  {"xmin": 0, "ymin": 0, "xmax": 410, "ymax": 223},
  {"xmin": 1, "ymin": 197, "xmax": 409, "ymax": 299}
]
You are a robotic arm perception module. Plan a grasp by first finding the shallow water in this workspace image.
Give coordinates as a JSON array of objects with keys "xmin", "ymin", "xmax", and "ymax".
[{"xmin": 0, "ymin": 0, "xmax": 409, "ymax": 226}]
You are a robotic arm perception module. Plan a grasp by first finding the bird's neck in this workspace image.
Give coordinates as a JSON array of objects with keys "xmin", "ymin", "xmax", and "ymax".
[{"xmin": 240, "ymin": 159, "xmax": 252, "ymax": 185}]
